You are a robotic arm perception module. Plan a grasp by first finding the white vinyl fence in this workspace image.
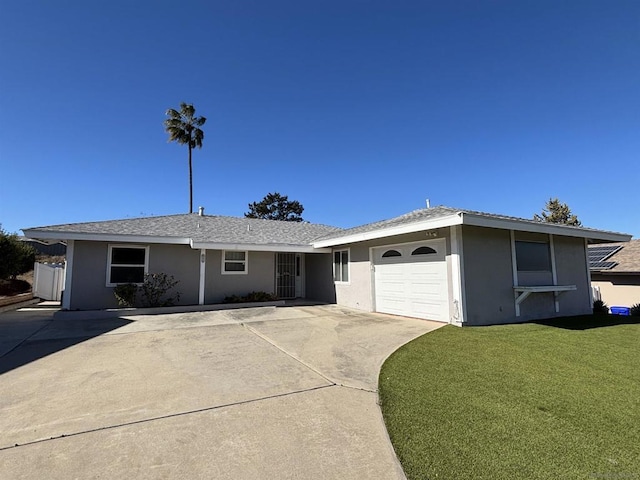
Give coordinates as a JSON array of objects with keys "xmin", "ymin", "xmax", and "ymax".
[{"xmin": 33, "ymin": 262, "xmax": 65, "ymax": 301}]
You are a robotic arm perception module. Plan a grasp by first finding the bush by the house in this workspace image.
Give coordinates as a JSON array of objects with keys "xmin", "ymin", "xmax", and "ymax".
[
  {"xmin": 593, "ymin": 299, "xmax": 609, "ymax": 314},
  {"xmin": 0, "ymin": 226, "xmax": 36, "ymax": 280},
  {"xmin": 223, "ymin": 291, "xmax": 278, "ymax": 304},
  {"xmin": 113, "ymin": 283, "xmax": 137, "ymax": 307},
  {"xmin": 140, "ymin": 273, "xmax": 181, "ymax": 307},
  {"xmin": 0, "ymin": 279, "xmax": 31, "ymax": 296},
  {"xmin": 630, "ymin": 303, "xmax": 640, "ymax": 317},
  {"xmin": 112, "ymin": 273, "xmax": 181, "ymax": 308}
]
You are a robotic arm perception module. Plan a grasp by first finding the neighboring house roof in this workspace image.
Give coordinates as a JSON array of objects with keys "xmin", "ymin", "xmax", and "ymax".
[
  {"xmin": 19, "ymin": 237, "xmax": 67, "ymax": 256},
  {"xmin": 313, "ymin": 206, "xmax": 630, "ymax": 247},
  {"xmin": 22, "ymin": 214, "xmax": 342, "ymax": 253},
  {"xmin": 589, "ymin": 240, "xmax": 640, "ymax": 274}
]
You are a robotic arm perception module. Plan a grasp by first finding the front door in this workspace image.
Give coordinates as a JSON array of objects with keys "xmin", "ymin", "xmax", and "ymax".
[{"xmin": 276, "ymin": 253, "xmax": 299, "ymax": 299}]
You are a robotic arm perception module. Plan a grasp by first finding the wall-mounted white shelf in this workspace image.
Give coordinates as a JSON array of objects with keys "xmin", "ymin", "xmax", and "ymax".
[{"xmin": 513, "ymin": 285, "xmax": 577, "ymax": 316}]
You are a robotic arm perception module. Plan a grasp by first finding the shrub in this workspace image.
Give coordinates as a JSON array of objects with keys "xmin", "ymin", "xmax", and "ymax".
[
  {"xmin": 0, "ymin": 279, "xmax": 31, "ymax": 296},
  {"xmin": 139, "ymin": 273, "xmax": 181, "ymax": 308},
  {"xmin": 113, "ymin": 283, "xmax": 137, "ymax": 307},
  {"xmin": 593, "ymin": 299, "xmax": 609, "ymax": 314},
  {"xmin": 0, "ymin": 226, "xmax": 36, "ymax": 280},
  {"xmin": 630, "ymin": 303, "xmax": 640, "ymax": 317},
  {"xmin": 223, "ymin": 291, "xmax": 278, "ymax": 304},
  {"xmin": 112, "ymin": 273, "xmax": 181, "ymax": 308}
]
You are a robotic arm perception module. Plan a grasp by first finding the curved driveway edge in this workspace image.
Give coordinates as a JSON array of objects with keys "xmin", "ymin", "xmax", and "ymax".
[{"xmin": 0, "ymin": 304, "xmax": 443, "ymax": 479}]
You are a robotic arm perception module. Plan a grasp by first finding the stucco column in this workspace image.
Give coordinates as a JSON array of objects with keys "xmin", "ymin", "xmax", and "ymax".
[{"xmin": 449, "ymin": 225, "xmax": 467, "ymax": 325}]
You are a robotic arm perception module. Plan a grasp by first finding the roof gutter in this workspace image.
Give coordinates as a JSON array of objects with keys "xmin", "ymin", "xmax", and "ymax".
[
  {"xmin": 21, "ymin": 228, "xmax": 332, "ymax": 253},
  {"xmin": 190, "ymin": 240, "xmax": 331, "ymax": 253},
  {"xmin": 21, "ymin": 229, "xmax": 192, "ymax": 245}
]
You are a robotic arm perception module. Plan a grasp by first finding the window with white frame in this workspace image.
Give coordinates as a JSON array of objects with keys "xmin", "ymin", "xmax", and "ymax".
[
  {"xmin": 107, "ymin": 245, "xmax": 148, "ymax": 286},
  {"xmin": 333, "ymin": 249, "xmax": 349, "ymax": 283},
  {"xmin": 222, "ymin": 250, "xmax": 248, "ymax": 274}
]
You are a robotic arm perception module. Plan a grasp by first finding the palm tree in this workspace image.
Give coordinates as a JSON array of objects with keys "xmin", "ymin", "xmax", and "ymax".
[{"xmin": 164, "ymin": 103, "xmax": 206, "ymax": 213}]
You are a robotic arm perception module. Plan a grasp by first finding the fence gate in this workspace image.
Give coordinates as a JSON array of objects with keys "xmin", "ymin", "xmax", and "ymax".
[{"xmin": 33, "ymin": 262, "xmax": 65, "ymax": 301}]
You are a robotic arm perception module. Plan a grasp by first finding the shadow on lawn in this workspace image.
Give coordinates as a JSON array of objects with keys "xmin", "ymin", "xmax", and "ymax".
[{"xmin": 534, "ymin": 314, "xmax": 640, "ymax": 330}]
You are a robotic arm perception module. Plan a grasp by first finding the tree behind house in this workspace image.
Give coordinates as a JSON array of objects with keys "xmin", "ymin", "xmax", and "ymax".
[
  {"xmin": 533, "ymin": 198, "xmax": 582, "ymax": 226},
  {"xmin": 245, "ymin": 192, "xmax": 305, "ymax": 222},
  {"xmin": 164, "ymin": 102, "xmax": 206, "ymax": 213}
]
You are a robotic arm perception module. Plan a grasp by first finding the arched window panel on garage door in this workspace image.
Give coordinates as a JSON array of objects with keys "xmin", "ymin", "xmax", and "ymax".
[
  {"xmin": 381, "ymin": 249, "xmax": 402, "ymax": 258},
  {"xmin": 411, "ymin": 246, "xmax": 437, "ymax": 255}
]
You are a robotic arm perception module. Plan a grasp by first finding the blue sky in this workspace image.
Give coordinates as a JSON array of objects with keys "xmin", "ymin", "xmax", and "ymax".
[{"xmin": 1, "ymin": 1, "xmax": 638, "ymax": 237}]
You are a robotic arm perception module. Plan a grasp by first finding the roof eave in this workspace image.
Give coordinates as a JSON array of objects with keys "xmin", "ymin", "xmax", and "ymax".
[
  {"xmin": 312, "ymin": 211, "xmax": 631, "ymax": 248},
  {"xmin": 591, "ymin": 270, "xmax": 640, "ymax": 276},
  {"xmin": 21, "ymin": 229, "xmax": 192, "ymax": 245},
  {"xmin": 460, "ymin": 213, "xmax": 632, "ymax": 243},
  {"xmin": 312, "ymin": 214, "xmax": 463, "ymax": 248}
]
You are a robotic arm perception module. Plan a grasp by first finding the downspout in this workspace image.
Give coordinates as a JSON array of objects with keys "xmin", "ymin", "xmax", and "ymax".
[
  {"xmin": 198, "ymin": 249, "xmax": 206, "ymax": 305},
  {"xmin": 62, "ymin": 240, "xmax": 74, "ymax": 310}
]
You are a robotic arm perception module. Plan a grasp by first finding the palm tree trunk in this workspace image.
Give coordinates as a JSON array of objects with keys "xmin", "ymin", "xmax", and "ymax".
[{"xmin": 188, "ymin": 144, "xmax": 193, "ymax": 213}]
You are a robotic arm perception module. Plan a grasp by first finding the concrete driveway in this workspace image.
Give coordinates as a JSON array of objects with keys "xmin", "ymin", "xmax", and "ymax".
[{"xmin": 0, "ymin": 303, "xmax": 442, "ymax": 479}]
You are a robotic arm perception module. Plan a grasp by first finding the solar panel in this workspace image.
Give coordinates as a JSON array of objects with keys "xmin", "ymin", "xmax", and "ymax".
[
  {"xmin": 590, "ymin": 261, "xmax": 618, "ymax": 270},
  {"xmin": 588, "ymin": 245, "xmax": 623, "ymax": 263}
]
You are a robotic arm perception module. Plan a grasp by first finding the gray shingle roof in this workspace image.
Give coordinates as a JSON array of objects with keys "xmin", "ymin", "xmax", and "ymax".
[
  {"xmin": 24, "ymin": 205, "xmax": 630, "ymax": 248},
  {"xmin": 25, "ymin": 214, "xmax": 342, "ymax": 246},
  {"xmin": 313, "ymin": 206, "xmax": 460, "ymax": 241},
  {"xmin": 313, "ymin": 205, "xmax": 625, "ymax": 242},
  {"xmin": 589, "ymin": 240, "xmax": 640, "ymax": 273}
]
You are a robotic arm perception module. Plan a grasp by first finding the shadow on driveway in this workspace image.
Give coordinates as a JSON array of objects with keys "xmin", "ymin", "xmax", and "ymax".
[{"xmin": 0, "ymin": 307, "xmax": 133, "ymax": 376}]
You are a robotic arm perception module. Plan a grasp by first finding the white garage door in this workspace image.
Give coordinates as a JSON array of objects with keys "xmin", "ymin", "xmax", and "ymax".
[{"xmin": 373, "ymin": 239, "xmax": 449, "ymax": 322}]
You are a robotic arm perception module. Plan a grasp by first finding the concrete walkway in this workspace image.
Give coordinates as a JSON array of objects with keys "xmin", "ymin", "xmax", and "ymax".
[{"xmin": 0, "ymin": 304, "xmax": 443, "ymax": 479}]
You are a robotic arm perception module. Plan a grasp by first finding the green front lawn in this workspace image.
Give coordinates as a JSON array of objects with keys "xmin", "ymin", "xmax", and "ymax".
[{"xmin": 379, "ymin": 316, "xmax": 640, "ymax": 480}]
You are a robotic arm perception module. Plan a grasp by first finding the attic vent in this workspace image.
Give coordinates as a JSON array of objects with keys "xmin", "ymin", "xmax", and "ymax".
[{"xmin": 198, "ymin": 206, "xmax": 205, "ymax": 216}]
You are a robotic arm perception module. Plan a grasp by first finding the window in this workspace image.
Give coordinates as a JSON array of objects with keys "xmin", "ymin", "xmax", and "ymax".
[
  {"xmin": 412, "ymin": 246, "xmax": 437, "ymax": 256},
  {"xmin": 382, "ymin": 249, "xmax": 402, "ymax": 258},
  {"xmin": 333, "ymin": 249, "xmax": 349, "ymax": 283},
  {"xmin": 107, "ymin": 245, "xmax": 148, "ymax": 286},
  {"xmin": 222, "ymin": 250, "xmax": 248, "ymax": 274},
  {"xmin": 515, "ymin": 241, "xmax": 551, "ymax": 271}
]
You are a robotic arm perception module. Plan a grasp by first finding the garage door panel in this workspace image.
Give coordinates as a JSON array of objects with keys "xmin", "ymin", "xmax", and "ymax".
[
  {"xmin": 374, "ymin": 240, "xmax": 449, "ymax": 322},
  {"xmin": 410, "ymin": 303, "xmax": 445, "ymax": 319}
]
